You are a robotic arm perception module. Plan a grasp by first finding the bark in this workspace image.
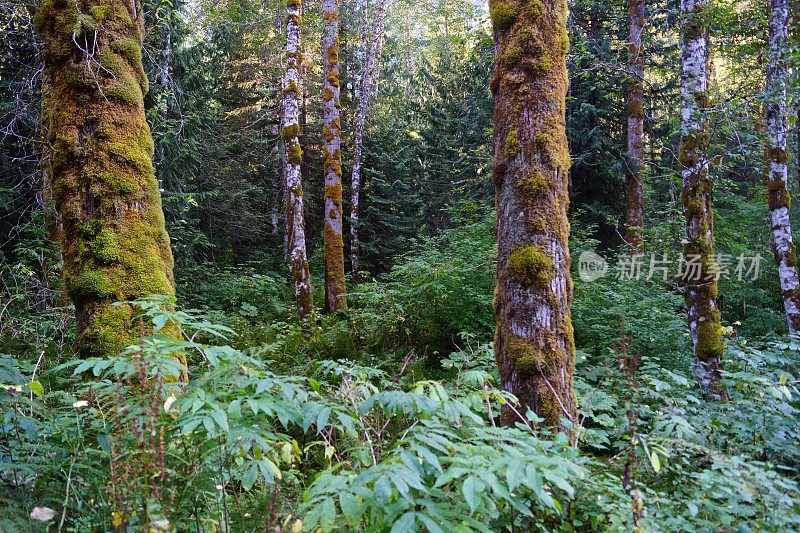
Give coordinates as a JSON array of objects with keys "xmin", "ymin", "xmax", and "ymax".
[
  {"xmin": 35, "ymin": 0, "xmax": 177, "ymax": 357},
  {"xmin": 350, "ymin": 0, "xmax": 388, "ymax": 278},
  {"xmin": 489, "ymin": 0, "xmax": 577, "ymax": 429},
  {"xmin": 766, "ymin": 0, "xmax": 800, "ymax": 332},
  {"xmin": 625, "ymin": 0, "xmax": 645, "ymax": 250},
  {"xmin": 678, "ymin": 0, "xmax": 724, "ymax": 398},
  {"xmin": 323, "ymin": 0, "xmax": 347, "ymax": 312},
  {"xmin": 155, "ymin": 20, "xmax": 171, "ymax": 187},
  {"xmin": 282, "ymin": 0, "xmax": 314, "ymax": 318}
]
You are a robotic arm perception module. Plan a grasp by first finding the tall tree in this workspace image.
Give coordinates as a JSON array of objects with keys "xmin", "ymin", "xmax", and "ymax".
[
  {"xmin": 765, "ymin": 0, "xmax": 800, "ymax": 332},
  {"xmin": 679, "ymin": 0, "xmax": 724, "ymax": 397},
  {"xmin": 490, "ymin": 0, "xmax": 578, "ymax": 428},
  {"xmin": 350, "ymin": 0, "xmax": 388, "ymax": 278},
  {"xmin": 322, "ymin": 0, "xmax": 347, "ymax": 311},
  {"xmin": 35, "ymin": 0, "xmax": 177, "ymax": 358},
  {"xmin": 625, "ymin": 0, "xmax": 645, "ymax": 249},
  {"xmin": 282, "ymin": 0, "xmax": 314, "ymax": 318}
]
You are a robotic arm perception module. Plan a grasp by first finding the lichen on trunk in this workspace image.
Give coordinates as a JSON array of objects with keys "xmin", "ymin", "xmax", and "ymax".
[
  {"xmin": 489, "ymin": 0, "xmax": 578, "ymax": 430},
  {"xmin": 678, "ymin": 0, "xmax": 724, "ymax": 399},
  {"xmin": 35, "ymin": 0, "xmax": 177, "ymax": 359},
  {"xmin": 322, "ymin": 0, "xmax": 347, "ymax": 313},
  {"xmin": 765, "ymin": 0, "xmax": 800, "ymax": 333},
  {"xmin": 282, "ymin": 0, "xmax": 314, "ymax": 318}
]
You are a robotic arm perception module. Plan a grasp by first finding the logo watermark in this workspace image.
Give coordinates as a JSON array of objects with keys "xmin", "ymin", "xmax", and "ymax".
[
  {"xmin": 578, "ymin": 251, "xmax": 608, "ymax": 282},
  {"xmin": 577, "ymin": 251, "xmax": 764, "ymax": 283}
]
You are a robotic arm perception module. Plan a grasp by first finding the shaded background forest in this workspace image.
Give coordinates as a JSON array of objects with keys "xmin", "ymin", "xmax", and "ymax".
[{"xmin": 3, "ymin": 0, "xmax": 800, "ymax": 530}]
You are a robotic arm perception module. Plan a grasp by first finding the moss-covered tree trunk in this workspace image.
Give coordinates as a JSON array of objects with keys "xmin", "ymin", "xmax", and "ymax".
[
  {"xmin": 679, "ymin": 0, "xmax": 724, "ymax": 398},
  {"xmin": 282, "ymin": 0, "xmax": 313, "ymax": 318},
  {"xmin": 322, "ymin": 0, "xmax": 347, "ymax": 313},
  {"xmin": 766, "ymin": 0, "xmax": 800, "ymax": 332},
  {"xmin": 489, "ymin": 0, "xmax": 577, "ymax": 429},
  {"xmin": 36, "ymin": 0, "xmax": 177, "ymax": 358},
  {"xmin": 350, "ymin": 0, "xmax": 387, "ymax": 279},
  {"xmin": 625, "ymin": 0, "xmax": 645, "ymax": 250}
]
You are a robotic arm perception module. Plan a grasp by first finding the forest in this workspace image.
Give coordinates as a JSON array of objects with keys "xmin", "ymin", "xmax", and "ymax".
[{"xmin": 2, "ymin": 0, "xmax": 800, "ymax": 530}]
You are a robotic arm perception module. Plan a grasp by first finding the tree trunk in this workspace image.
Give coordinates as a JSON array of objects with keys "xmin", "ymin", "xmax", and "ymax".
[
  {"xmin": 282, "ymin": 0, "xmax": 314, "ymax": 318},
  {"xmin": 490, "ymin": 0, "xmax": 578, "ymax": 429},
  {"xmin": 35, "ymin": 0, "xmax": 177, "ymax": 358},
  {"xmin": 679, "ymin": 0, "xmax": 724, "ymax": 398},
  {"xmin": 350, "ymin": 0, "xmax": 388, "ymax": 279},
  {"xmin": 766, "ymin": 0, "xmax": 800, "ymax": 332},
  {"xmin": 625, "ymin": 0, "xmax": 645, "ymax": 250},
  {"xmin": 323, "ymin": 0, "xmax": 347, "ymax": 312}
]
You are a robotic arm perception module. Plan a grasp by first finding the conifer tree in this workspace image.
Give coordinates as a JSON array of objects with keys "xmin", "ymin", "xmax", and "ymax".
[{"xmin": 489, "ymin": 0, "xmax": 578, "ymax": 428}]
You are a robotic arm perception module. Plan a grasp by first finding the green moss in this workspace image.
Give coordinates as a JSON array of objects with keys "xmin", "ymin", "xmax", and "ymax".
[
  {"xmin": 93, "ymin": 228, "xmax": 121, "ymax": 263},
  {"xmin": 788, "ymin": 244, "xmax": 798, "ymax": 268},
  {"xmin": 108, "ymin": 142, "xmax": 153, "ymax": 174},
  {"xmin": 326, "ymin": 45, "xmax": 339, "ymax": 67},
  {"xmin": 70, "ymin": 269, "xmax": 115, "ymax": 302},
  {"xmin": 80, "ymin": 304, "xmax": 134, "ymax": 357},
  {"xmin": 678, "ymin": 128, "xmax": 710, "ymax": 167},
  {"xmin": 500, "ymin": 43, "xmax": 522, "ymax": 66},
  {"xmin": 288, "ymin": 143, "xmax": 303, "ymax": 165},
  {"xmin": 489, "ymin": 0, "xmax": 518, "ymax": 33},
  {"xmin": 323, "ymin": 124, "xmax": 334, "ymax": 142},
  {"xmin": 325, "ymin": 149, "xmax": 342, "ymax": 176},
  {"xmin": 695, "ymin": 319, "xmax": 724, "ymax": 361},
  {"xmin": 505, "ymin": 336, "xmax": 541, "ymax": 375},
  {"xmin": 767, "ymin": 182, "xmax": 792, "ymax": 210},
  {"xmin": 282, "ymin": 124, "xmax": 301, "ymax": 141},
  {"xmin": 284, "ymin": 79, "xmax": 299, "ymax": 95},
  {"xmin": 692, "ymin": 90, "xmax": 711, "ymax": 110},
  {"xmin": 508, "ymin": 244, "xmax": 554, "ymax": 289},
  {"xmin": 106, "ymin": 73, "xmax": 144, "ymax": 106},
  {"xmin": 525, "ymin": 0, "xmax": 544, "ymax": 18},
  {"xmin": 287, "ymin": 0, "xmax": 301, "ymax": 7},
  {"xmin": 766, "ymin": 145, "xmax": 789, "ymax": 164},
  {"xmin": 504, "ymin": 129, "xmax": 519, "ymax": 158},
  {"xmin": 519, "ymin": 169, "xmax": 549, "ymax": 198},
  {"xmin": 323, "ymin": 87, "xmax": 334, "ymax": 101},
  {"xmin": 89, "ymin": 5, "xmax": 110, "ymax": 22},
  {"xmin": 526, "ymin": 216, "xmax": 546, "ymax": 233},
  {"xmin": 327, "ymin": 71, "xmax": 340, "ymax": 85},
  {"xmin": 535, "ymin": 129, "xmax": 571, "ymax": 170}
]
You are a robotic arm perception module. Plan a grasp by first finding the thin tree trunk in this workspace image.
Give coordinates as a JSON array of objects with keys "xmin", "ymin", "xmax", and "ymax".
[
  {"xmin": 353, "ymin": 0, "xmax": 369, "ymax": 101},
  {"xmin": 625, "ymin": 0, "xmax": 645, "ymax": 249},
  {"xmin": 490, "ymin": 0, "xmax": 577, "ymax": 429},
  {"xmin": 36, "ymin": 0, "xmax": 178, "ymax": 358},
  {"xmin": 679, "ymin": 0, "xmax": 724, "ymax": 398},
  {"xmin": 323, "ymin": 0, "xmax": 347, "ymax": 312},
  {"xmin": 282, "ymin": 0, "xmax": 314, "ymax": 318},
  {"xmin": 156, "ymin": 20, "xmax": 172, "ymax": 189},
  {"xmin": 350, "ymin": 0, "xmax": 388, "ymax": 279},
  {"xmin": 766, "ymin": 0, "xmax": 800, "ymax": 332}
]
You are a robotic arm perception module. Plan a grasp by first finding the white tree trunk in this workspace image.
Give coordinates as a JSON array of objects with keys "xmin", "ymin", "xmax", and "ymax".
[
  {"xmin": 679, "ymin": 0, "xmax": 724, "ymax": 398},
  {"xmin": 766, "ymin": 0, "xmax": 800, "ymax": 332},
  {"xmin": 350, "ymin": 0, "xmax": 388, "ymax": 278},
  {"xmin": 283, "ymin": 0, "xmax": 313, "ymax": 318}
]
